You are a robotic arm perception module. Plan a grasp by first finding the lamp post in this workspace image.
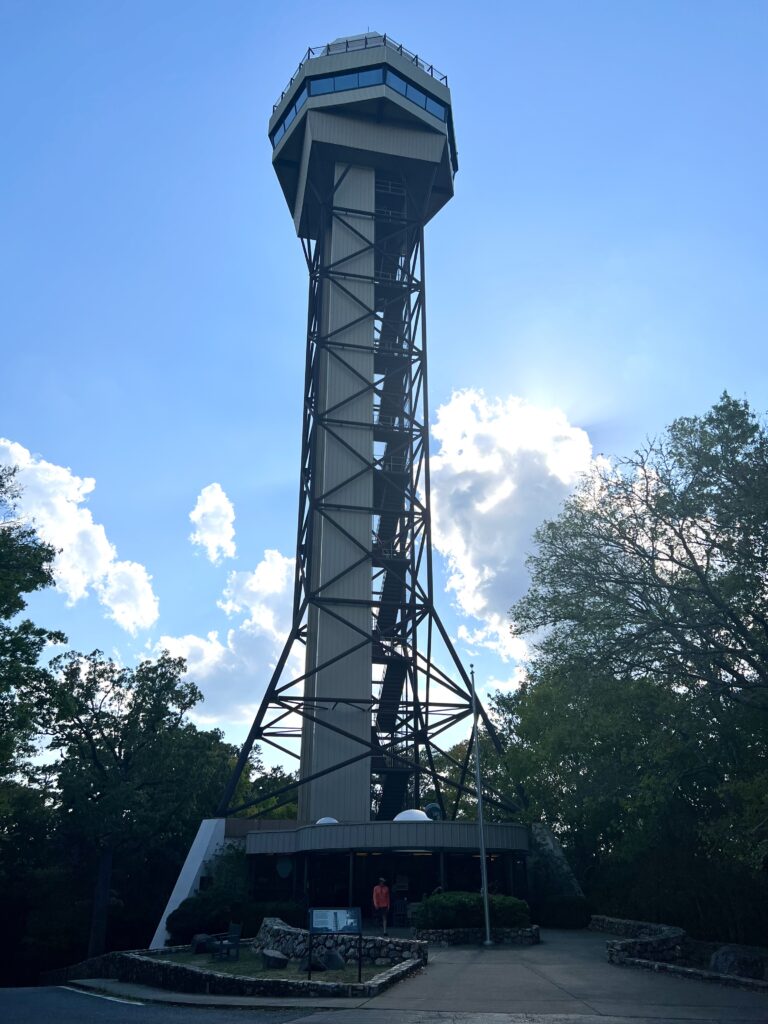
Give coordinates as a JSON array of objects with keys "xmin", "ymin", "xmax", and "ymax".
[{"xmin": 470, "ymin": 664, "xmax": 493, "ymax": 946}]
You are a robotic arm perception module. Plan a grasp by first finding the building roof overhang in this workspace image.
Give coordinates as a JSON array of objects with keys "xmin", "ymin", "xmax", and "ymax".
[{"xmin": 245, "ymin": 820, "xmax": 529, "ymax": 856}]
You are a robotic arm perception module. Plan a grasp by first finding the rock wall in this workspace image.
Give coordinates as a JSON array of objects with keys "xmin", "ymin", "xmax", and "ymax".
[
  {"xmin": 589, "ymin": 914, "xmax": 768, "ymax": 993},
  {"xmin": 41, "ymin": 950, "xmax": 144, "ymax": 985},
  {"xmin": 415, "ymin": 926, "xmax": 540, "ymax": 947},
  {"xmin": 589, "ymin": 915, "xmax": 685, "ymax": 963},
  {"xmin": 254, "ymin": 917, "xmax": 427, "ymax": 966},
  {"xmin": 41, "ymin": 939, "xmax": 424, "ymax": 999}
]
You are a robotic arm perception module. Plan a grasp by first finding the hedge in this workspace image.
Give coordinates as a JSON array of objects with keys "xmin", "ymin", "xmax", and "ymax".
[
  {"xmin": 413, "ymin": 891, "xmax": 530, "ymax": 930},
  {"xmin": 166, "ymin": 888, "xmax": 304, "ymax": 944}
]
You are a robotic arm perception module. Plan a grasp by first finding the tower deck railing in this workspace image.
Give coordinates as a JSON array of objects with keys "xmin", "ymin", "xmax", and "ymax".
[{"xmin": 273, "ymin": 33, "xmax": 448, "ymax": 111}]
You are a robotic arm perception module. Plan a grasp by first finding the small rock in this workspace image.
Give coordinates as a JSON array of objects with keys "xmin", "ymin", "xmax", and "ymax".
[
  {"xmin": 298, "ymin": 954, "xmax": 326, "ymax": 972},
  {"xmin": 322, "ymin": 949, "xmax": 346, "ymax": 970},
  {"xmin": 261, "ymin": 948, "xmax": 289, "ymax": 969}
]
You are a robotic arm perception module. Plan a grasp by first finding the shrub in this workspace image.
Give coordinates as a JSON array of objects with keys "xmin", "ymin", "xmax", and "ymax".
[
  {"xmin": 166, "ymin": 889, "xmax": 303, "ymax": 944},
  {"xmin": 414, "ymin": 891, "xmax": 530, "ymax": 930},
  {"xmin": 538, "ymin": 894, "xmax": 591, "ymax": 928}
]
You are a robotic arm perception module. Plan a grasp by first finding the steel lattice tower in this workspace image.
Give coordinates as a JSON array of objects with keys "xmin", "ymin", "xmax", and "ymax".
[{"xmin": 218, "ymin": 34, "xmax": 502, "ymax": 825}]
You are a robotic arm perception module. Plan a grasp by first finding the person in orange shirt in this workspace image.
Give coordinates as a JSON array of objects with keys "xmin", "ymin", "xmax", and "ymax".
[{"xmin": 372, "ymin": 877, "xmax": 390, "ymax": 935}]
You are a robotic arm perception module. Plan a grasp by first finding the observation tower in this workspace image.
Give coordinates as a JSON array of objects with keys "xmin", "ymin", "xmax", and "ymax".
[
  {"xmin": 219, "ymin": 32, "xmax": 501, "ymax": 825},
  {"xmin": 153, "ymin": 36, "xmax": 528, "ymax": 942}
]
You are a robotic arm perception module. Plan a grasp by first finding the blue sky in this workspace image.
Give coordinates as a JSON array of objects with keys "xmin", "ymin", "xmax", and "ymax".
[{"xmin": 2, "ymin": 1, "xmax": 767, "ymax": 756}]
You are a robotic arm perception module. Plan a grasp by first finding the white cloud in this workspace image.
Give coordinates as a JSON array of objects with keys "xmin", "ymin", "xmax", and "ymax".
[
  {"xmin": 95, "ymin": 560, "xmax": 159, "ymax": 634},
  {"xmin": 0, "ymin": 438, "xmax": 159, "ymax": 634},
  {"xmin": 158, "ymin": 548, "xmax": 301, "ymax": 751},
  {"xmin": 218, "ymin": 549, "xmax": 292, "ymax": 619},
  {"xmin": 160, "ymin": 630, "xmax": 229, "ymax": 678},
  {"xmin": 456, "ymin": 621, "xmax": 529, "ymax": 662},
  {"xmin": 189, "ymin": 482, "xmax": 236, "ymax": 564},
  {"xmin": 159, "ymin": 392, "xmax": 594, "ymax": 752},
  {"xmin": 482, "ymin": 666, "xmax": 527, "ymax": 695},
  {"xmin": 430, "ymin": 390, "xmax": 594, "ymax": 658}
]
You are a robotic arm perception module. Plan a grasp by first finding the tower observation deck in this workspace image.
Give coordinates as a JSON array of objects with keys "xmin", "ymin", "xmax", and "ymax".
[{"xmin": 218, "ymin": 33, "xmax": 505, "ymax": 826}]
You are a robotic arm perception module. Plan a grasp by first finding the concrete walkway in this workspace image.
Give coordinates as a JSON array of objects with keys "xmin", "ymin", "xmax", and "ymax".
[{"xmin": 71, "ymin": 929, "xmax": 768, "ymax": 1023}]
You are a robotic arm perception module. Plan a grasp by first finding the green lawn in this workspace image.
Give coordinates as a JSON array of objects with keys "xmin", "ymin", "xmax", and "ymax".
[{"xmin": 155, "ymin": 949, "xmax": 384, "ymax": 982}]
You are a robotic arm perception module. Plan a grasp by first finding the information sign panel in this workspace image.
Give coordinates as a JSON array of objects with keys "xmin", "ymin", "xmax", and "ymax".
[{"xmin": 308, "ymin": 907, "xmax": 362, "ymax": 934}]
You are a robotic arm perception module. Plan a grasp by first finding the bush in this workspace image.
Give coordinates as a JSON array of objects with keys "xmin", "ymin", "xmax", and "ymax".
[
  {"xmin": 538, "ymin": 894, "xmax": 591, "ymax": 928},
  {"xmin": 414, "ymin": 891, "xmax": 530, "ymax": 930},
  {"xmin": 166, "ymin": 888, "xmax": 303, "ymax": 944}
]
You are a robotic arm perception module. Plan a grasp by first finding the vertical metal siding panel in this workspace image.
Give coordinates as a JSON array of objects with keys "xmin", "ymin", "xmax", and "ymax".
[{"xmin": 301, "ymin": 162, "xmax": 374, "ymax": 824}]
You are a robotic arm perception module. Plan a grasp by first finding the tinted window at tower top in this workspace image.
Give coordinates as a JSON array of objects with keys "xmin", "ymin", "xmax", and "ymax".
[
  {"xmin": 359, "ymin": 68, "xmax": 384, "ymax": 87},
  {"xmin": 311, "ymin": 76, "xmax": 334, "ymax": 95},
  {"xmin": 405, "ymin": 83, "xmax": 427, "ymax": 109},
  {"xmin": 386, "ymin": 71, "xmax": 407, "ymax": 96},
  {"xmin": 308, "ymin": 69, "xmax": 385, "ymax": 95},
  {"xmin": 271, "ymin": 66, "xmax": 448, "ymax": 147},
  {"xmin": 334, "ymin": 72, "xmax": 358, "ymax": 91}
]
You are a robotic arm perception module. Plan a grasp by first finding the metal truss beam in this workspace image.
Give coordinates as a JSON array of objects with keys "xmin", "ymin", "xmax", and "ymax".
[{"xmin": 217, "ymin": 168, "xmax": 507, "ymax": 823}]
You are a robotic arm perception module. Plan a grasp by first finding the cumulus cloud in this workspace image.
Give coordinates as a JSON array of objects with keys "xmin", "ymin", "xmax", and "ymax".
[
  {"xmin": 0, "ymin": 438, "xmax": 159, "ymax": 634},
  {"xmin": 159, "ymin": 548, "xmax": 301, "ymax": 745},
  {"xmin": 161, "ymin": 392, "xmax": 595, "ymax": 739},
  {"xmin": 218, "ymin": 549, "xmax": 292, "ymax": 621},
  {"xmin": 481, "ymin": 667, "xmax": 527, "ymax": 695},
  {"xmin": 189, "ymin": 482, "xmax": 236, "ymax": 563},
  {"xmin": 430, "ymin": 390, "xmax": 594, "ymax": 659},
  {"xmin": 95, "ymin": 561, "xmax": 159, "ymax": 635}
]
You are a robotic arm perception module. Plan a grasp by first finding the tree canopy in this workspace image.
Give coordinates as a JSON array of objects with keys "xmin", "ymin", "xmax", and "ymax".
[
  {"xmin": 0, "ymin": 466, "xmax": 64, "ymax": 778},
  {"xmin": 502, "ymin": 395, "xmax": 768, "ymax": 942},
  {"xmin": 511, "ymin": 394, "xmax": 768, "ymax": 707},
  {"xmin": 27, "ymin": 649, "xmax": 265, "ymax": 956},
  {"xmin": 492, "ymin": 661, "xmax": 768, "ymax": 939}
]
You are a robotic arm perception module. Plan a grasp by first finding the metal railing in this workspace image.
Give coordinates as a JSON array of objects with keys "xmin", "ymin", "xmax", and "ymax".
[{"xmin": 273, "ymin": 33, "xmax": 447, "ymax": 111}]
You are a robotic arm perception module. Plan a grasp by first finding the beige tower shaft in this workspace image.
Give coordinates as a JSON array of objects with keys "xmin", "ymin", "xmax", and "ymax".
[{"xmin": 299, "ymin": 164, "xmax": 374, "ymax": 822}]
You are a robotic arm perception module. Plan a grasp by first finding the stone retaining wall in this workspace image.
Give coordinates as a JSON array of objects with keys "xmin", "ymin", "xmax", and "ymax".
[
  {"xmin": 589, "ymin": 915, "xmax": 768, "ymax": 994},
  {"xmin": 617, "ymin": 955, "xmax": 768, "ymax": 994},
  {"xmin": 415, "ymin": 925, "xmax": 540, "ymax": 946},
  {"xmin": 590, "ymin": 915, "xmax": 685, "ymax": 963},
  {"xmin": 41, "ymin": 941, "xmax": 424, "ymax": 999},
  {"xmin": 42, "ymin": 950, "xmax": 145, "ymax": 986},
  {"xmin": 118, "ymin": 951, "xmax": 422, "ymax": 997},
  {"xmin": 254, "ymin": 917, "xmax": 428, "ymax": 967}
]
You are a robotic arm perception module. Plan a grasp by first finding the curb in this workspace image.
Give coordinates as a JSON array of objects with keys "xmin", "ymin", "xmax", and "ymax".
[
  {"xmin": 617, "ymin": 956, "xmax": 768, "ymax": 994},
  {"xmin": 66, "ymin": 979, "xmax": 369, "ymax": 1009}
]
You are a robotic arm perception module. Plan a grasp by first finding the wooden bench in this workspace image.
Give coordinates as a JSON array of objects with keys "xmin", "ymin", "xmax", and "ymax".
[{"xmin": 209, "ymin": 922, "xmax": 243, "ymax": 961}]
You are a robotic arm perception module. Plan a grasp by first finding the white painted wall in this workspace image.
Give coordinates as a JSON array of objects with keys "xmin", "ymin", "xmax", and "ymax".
[{"xmin": 149, "ymin": 818, "xmax": 227, "ymax": 949}]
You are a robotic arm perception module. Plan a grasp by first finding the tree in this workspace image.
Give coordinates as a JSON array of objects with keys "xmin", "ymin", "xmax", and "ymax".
[
  {"xmin": 0, "ymin": 465, "xmax": 64, "ymax": 779},
  {"xmin": 511, "ymin": 394, "xmax": 768, "ymax": 707},
  {"xmin": 503, "ymin": 394, "xmax": 768, "ymax": 941},
  {"xmin": 28, "ymin": 649, "xmax": 226, "ymax": 957},
  {"xmin": 491, "ymin": 661, "xmax": 768, "ymax": 941}
]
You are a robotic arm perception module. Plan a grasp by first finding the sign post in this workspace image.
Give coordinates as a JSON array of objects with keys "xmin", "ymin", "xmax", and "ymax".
[{"xmin": 471, "ymin": 664, "xmax": 494, "ymax": 947}]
